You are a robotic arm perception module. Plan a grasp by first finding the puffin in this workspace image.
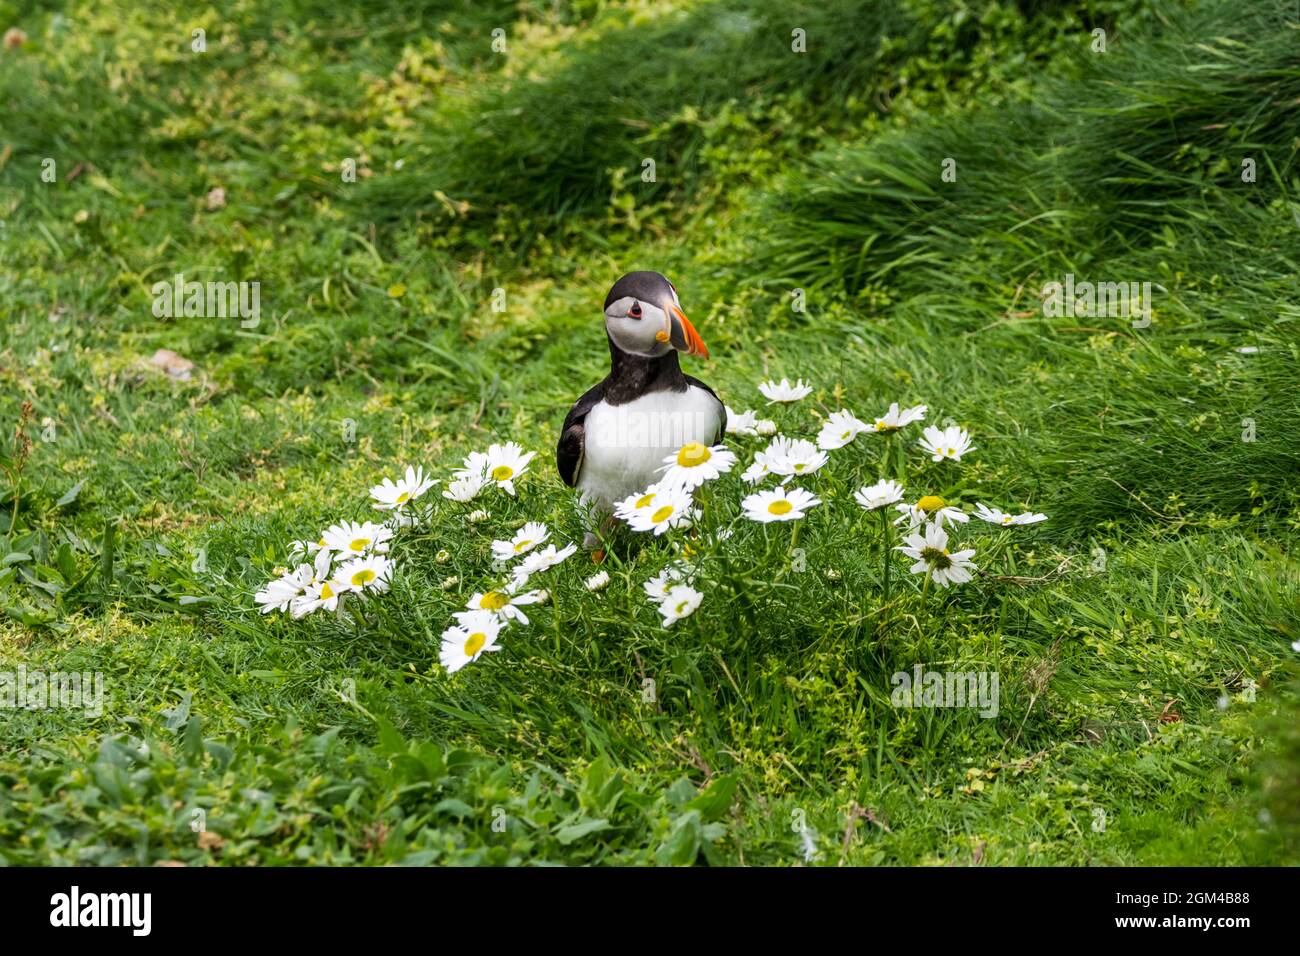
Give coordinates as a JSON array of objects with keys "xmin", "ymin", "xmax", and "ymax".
[{"xmin": 557, "ymin": 271, "xmax": 726, "ymax": 536}]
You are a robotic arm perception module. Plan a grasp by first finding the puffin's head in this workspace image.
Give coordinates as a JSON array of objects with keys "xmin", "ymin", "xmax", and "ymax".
[{"xmin": 603, "ymin": 271, "xmax": 708, "ymax": 360}]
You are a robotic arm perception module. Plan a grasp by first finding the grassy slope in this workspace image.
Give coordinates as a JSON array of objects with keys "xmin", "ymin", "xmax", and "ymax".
[{"xmin": 1, "ymin": 0, "xmax": 1297, "ymax": 864}]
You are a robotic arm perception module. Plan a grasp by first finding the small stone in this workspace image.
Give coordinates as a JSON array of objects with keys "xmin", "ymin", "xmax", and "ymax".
[{"xmin": 150, "ymin": 348, "xmax": 196, "ymax": 381}]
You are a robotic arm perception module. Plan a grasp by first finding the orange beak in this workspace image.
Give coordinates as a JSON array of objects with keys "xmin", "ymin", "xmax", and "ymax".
[{"xmin": 667, "ymin": 304, "xmax": 709, "ymax": 359}]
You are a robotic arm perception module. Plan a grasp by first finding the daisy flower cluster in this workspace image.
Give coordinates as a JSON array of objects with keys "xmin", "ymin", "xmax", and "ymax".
[
  {"xmin": 252, "ymin": 380, "xmax": 1051, "ymax": 675},
  {"xmin": 620, "ymin": 380, "xmax": 1048, "ymax": 600},
  {"xmin": 429, "ymin": 440, "xmax": 579, "ymax": 672},
  {"xmin": 643, "ymin": 564, "xmax": 704, "ymax": 627},
  {"xmin": 255, "ymin": 467, "xmax": 439, "ymax": 618},
  {"xmin": 254, "ymin": 442, "xmax": 580, "ymax": 675},
  {"xmin": 443, "ymin": 441, "xmax": 536, "ymax": 501},
  {"xmin": 445, "ymin": 521, "xmax": 577, "ymax": 673}
]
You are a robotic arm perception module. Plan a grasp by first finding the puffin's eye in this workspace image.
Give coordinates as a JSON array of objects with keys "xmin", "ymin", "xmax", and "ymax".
[{"xmin": 628, "ymin": 302, "xmax": 642, "ymax": 319}]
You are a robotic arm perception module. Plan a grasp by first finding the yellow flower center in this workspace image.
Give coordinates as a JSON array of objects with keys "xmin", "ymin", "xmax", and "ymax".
[
  {"xmin": 676, "ymin": 443, "xmax": 711, "ymax": 468},
  {"xmin": 793, "ymin": 463, "xmax": 807, "ymax": 472},
  {"xmin": 513, "ymin": 539, "xmax": 532, "ymax": 553},
  {"xmin": 350, "ymin": 537, "xmax": 370, "ymax": 551},
  {"xmin": 395, "ymin": 491, "xmax": 409, "ymax": 503},
  {"xmin": 841, "ymin": 430, "xmax": 852, "ymax": 440},
  {"xmin": 768, "ymin": 499, "xmax": 793, "ymax": 515},
  {"xmin": 674, "ymin": 601, "xmax": 689, "ymax": 615},
  {"xmin": 320, "ymin": 582, "xmax": 334, "ymax": 599},
  {"xmin": 650, "ymin": 505, "xmax": 675, "ymax": 523},
  {"xmin": 491, "ymin": 465, "xmax": 514, "ymax": 481},
  {"xmin": 463, "ymin": 632, "xmax": 486, "ymax": 657},
  {"xmin": 480, "ymin": 591, "xmax": 509, "ymax": 610},
  {"xmin": 351, "ymin": 568, "xmax": 376, "ymax": 586},
  {"xmin": 917, "ymin": 495, "xmax": 945, "ymax": 513},
  {"xmin": 635, "ymin": 492, "xmax": 656, "ymax": 508}
]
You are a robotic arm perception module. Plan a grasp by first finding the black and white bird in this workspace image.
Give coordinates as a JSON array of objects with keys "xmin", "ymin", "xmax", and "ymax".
[{"xmin": 557, "ymin": 271, "xmax": 725, "ymax": 535}]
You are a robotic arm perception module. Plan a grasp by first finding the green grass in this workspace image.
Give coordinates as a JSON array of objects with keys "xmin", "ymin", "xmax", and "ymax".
[{"xmin": 1, "ymin": 0, "xmax": 1297, "ymax": 865}]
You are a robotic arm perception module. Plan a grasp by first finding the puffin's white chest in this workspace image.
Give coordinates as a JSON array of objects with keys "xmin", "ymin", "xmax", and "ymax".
[{"xmin": 579, "ymin": 386, "xmax": 722, "ymax": 510}]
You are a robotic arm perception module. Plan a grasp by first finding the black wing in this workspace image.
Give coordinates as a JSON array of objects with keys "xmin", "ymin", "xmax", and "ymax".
[
  {"xmin": 684, "ymin": 375, "xmax": 727, "ymax": 444},
  {"xmin": 556, "ymin": 382, "xmax": 605, "ymax": 488}
]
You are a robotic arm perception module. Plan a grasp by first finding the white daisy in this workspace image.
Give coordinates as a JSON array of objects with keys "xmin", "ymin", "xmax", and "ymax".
[
  {"xmin": 370, "ymin": 465, "xmax": 436, "ymax": 511},
  {"xmin": 817, "ymin": 409, "xmax": 870, "ymax": 450},
  {"xmin": 918, "ymin": 425, "xmax": 975, "ymax": 462},
  {"xmin": 767, "ymin": 437, "xmax": 827, "ymax": 478},
  {"xmin": 289, "ymin": 550, "xmax": 343, "ymax": 617},
  {"xmin": 742, "ymin": 435, "xmax": 795, "ymax": 484},
  {"xmin": 254, "ymin": 563, "xmax": 314, "ymax": 614},
  {"xmin": 896, "ymin": 522, "xmax": 977, "ymax": 588},
  {"xmin": 287, "ymin": 554, "xmax": 340, "ymax": 621},
  {"xmin": 490, "ymin": 522, "xmax": 551, "ymax": 562},
  {"xmin": 622, "ymin": 485, "xmax": 695, "ymax": 536},
  {"xmin": 725, "ymin": 407, "xmax": 759, "ymax": 437},
  {"xmin": 440, "ymin": 611, "xmax": 504, "ymax": 673},
  {"xmin": 758, "ymin": 378, "xmax": 813, "ymax": 403},
  {"xmin": 872, "ymin": 402, "xmax": 928, "ymax": 433},
  {"xmin": 614, "ymin": 484, "xmax": 666, "ymax": 522},
  {"xmin": 510, "ymin": 543, "xmax": 578, "ymax": 586},
  {"xmin": 755, "ymin": 418, "xmax": 777, "ymax": 436},
  {"xmin": 336, "ymin": 554, "xmax": 393, "ymax": 595},
  {"xmin": 321, "ymin": 520, "xmax": 393, "ymax": 556},
  {"xmin": 644, "ymin": 565, "xmax": 687, "ymax": 600},
  {"xmin": 585, "ymin": 570, "xmax": 611, "ymax": 592},
  {"xmin": 480, "ymin": 442, "xmax": 536, "ymax": 496},
  {"xmin": 291, "ymin": 578, "xmax": 343, "ymax": 617},
  {"xmin": 855, "ymin": 479, "xmax": 906, "ymax": 512},
  {"xmin": 287, "ymin": 537, "xmax": 326, "ymax": 560},
  {"xmin": 894, "ymin": 495, "xmax": 968, "ymax": 530},
  {"xmin": 973, "ymin": 503, "xmax": 1048, "ymax": 526},
  {"xmin": 459, "ymin": 583, "xmax": 545, "ymax": 625},
  {"xmin": 658, "ymin": 584, "xmax": 703, "ymax": 627},
  {"xmin": 741, "ymin": 485, "xmax": 822, "ymax": 523},
  {"xmin": 658, "ymin": 442, "xmax": 736, "ymax": 491},
  {"xmin": 443, "ymin": 472, "xmax": 486, "ymax": 503}
]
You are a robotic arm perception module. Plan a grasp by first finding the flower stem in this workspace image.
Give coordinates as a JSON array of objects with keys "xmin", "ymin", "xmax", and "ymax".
[{"xmin": 879, "ymin": 509, "xmax": 891, "ymax": 611}]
